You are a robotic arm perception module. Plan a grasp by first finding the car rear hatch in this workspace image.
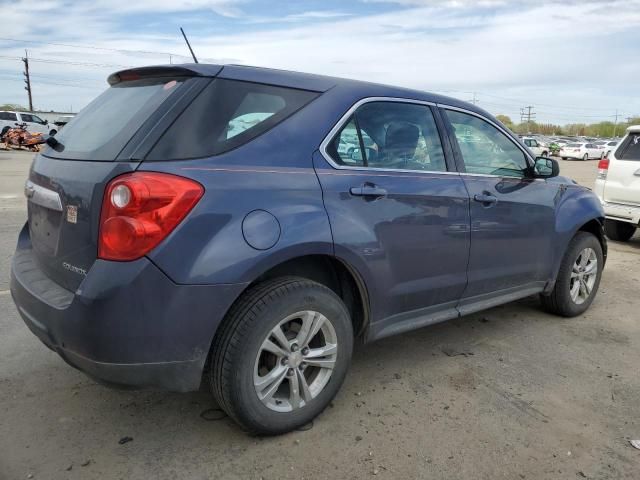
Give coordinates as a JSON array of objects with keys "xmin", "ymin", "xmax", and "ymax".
[
  {"xmin": 25, "ymin": 65, "xmax": 220, "ymax": 291},
  {"xmin": 603, "ymin": 127, "xmax": 640, "ymax": 207}
]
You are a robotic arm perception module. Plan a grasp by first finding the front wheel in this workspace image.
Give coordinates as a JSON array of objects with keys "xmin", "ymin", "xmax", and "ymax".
[
  {"xmin": 210, "ymin": 277, "xmax": 353, "ymax": 435},
  {"xmin": 604, "ymin": 219, "xmax": 636, "ymax": 242},
  {"xmin": 540, "ymin": 232, "xmax": 603, "ymax": 317}
]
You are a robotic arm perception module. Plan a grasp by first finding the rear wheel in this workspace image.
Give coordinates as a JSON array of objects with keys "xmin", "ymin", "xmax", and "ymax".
[
  {"xmin": 542, "ymin": 151, "xmax": 549, "ymax": 157},
  {"xmin": 562, "ymin": 157, "xmax": 567, "ymax": 160},
  {"xmin": 210, "ymin": 277, "xmax": 353, "ymax": 435},
  {"xmin": 604, "ymin": 219, "xmax": 636, "ymax": 242},
  {"xmin": 541, "ymin": 232, "xmax": 603, "ymax": 317},
  {"xmin": 583, "ymin": 153, "xmax": 589, "ymax": 161}
]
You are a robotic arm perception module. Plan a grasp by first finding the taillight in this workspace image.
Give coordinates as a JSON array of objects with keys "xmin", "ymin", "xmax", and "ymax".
[
  {"xmin": 597, "ymin": 158, "xmax": 609, "ymax": 180},
  {"xmin": 99, "ymin": 172, "xmax": 204, "ymax": 261}
]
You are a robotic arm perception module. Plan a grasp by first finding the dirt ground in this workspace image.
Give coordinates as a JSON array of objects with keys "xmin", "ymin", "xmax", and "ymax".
[{"xmin": 1, "ymin": 150, "xmax": 639, "ymax": 479}]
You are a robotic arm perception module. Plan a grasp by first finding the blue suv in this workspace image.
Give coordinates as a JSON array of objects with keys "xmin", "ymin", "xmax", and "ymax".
[{"xmin": 10, "ymin": 64, "xmax": 606, "ymax": 434}]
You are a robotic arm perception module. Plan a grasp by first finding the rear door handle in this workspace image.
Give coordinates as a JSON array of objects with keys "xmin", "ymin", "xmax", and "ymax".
[
  {"xmin": 473, "ymin": 193, "xmax": 498, "ymax": 205},
  {"xmin": 350, "ymin": 185, "xmax": 388, "ymax": 197}
]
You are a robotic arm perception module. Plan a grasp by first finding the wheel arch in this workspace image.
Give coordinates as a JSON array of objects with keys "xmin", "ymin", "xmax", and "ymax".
[{"xmin": 201, "ymin": 253, "xmax": 371, "ymax": 389}]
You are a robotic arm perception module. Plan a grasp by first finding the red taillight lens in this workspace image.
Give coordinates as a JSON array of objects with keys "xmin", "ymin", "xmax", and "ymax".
[
  {"xmin": 597, "ymin": 158, "xmax": 609, "ymax": 180},
  {"xmin": 98, "ymin": 172, "xmax": 204, "ymax": 261}
]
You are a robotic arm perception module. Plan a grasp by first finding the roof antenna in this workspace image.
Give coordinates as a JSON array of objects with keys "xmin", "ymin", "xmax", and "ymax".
[{"xmin": 180, "ymin": 27, "xmax": 199, "ymax": 64}]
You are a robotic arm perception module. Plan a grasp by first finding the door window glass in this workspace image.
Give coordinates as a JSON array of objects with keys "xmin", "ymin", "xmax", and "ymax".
[
  {"xmin": 446, "ymin": 110, "xmax": 529, "ymax": 177},
  {"xmin": 327, "ymin": 117, "xmax": 364, "ymax": 166},
  {"xmin": 0, "ymin": 112, "xmax": 18, "ymax": 121},
  {"xmin": 328, "ymin": 102, "xmax": 446, "ymax": 172}
]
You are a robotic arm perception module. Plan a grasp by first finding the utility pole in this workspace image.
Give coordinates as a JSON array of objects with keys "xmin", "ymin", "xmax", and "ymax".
[
  {"xmin": 22, "ymin": 50, "xmax": 33, "ymax": 111},
  {"xmin": 468, "ymin": 92, "xmax": 478, "ymax": 105},
  {"xmin": 613, "ymin": 109, "xmax": 619, "ymax": 137},
  {"xmin": 520, "ymin": 106, "xmax": 536, "ymax": 133}
]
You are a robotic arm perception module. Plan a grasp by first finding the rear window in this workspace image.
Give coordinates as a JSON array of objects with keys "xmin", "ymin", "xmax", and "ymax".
[
  {"xmin": 44, "ymin": 77, "xmax": 186, "ymax": 161},
  {"xmin": 616, "ymin": 133, "xmax": 640, "ymax": 160},
  {"xmin": 147, "ymin": 79, "xmax": 319, "ymax": 160},
  {"xmin": 0, "ymin": 111, "xmax": 17, "ymax": 121},
  {"xmin": 566, "ymin": 143, "xmax": 583, "ymax": 147}
]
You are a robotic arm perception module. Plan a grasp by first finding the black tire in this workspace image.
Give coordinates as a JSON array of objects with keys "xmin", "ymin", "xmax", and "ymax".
[
  {"xmin": 210, "ymin": 276, "xmax": 353, "ymax": 435},
  {"xmin": 542, "ymin": 151, "xmax": 548, "ymax": 157},
  {"xmin": 540, "ymin": 232, "xmax": 603, "ymax": 317},
  {"xmin": 562, "ymin": 157, "xmax": 567, "ymax": 160},
  {"xmin": 583, "ymin": 153, "xmax": 589, "ymax": 161},
  {"xmin": 604, "ymin": 219, "xmax": 636, "ymax": 242}
]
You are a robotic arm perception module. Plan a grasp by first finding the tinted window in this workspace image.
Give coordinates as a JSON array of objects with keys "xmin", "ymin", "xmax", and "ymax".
[
  {"xmin": 44, "ymin": 77, "xmax": 186, "ymax": 161},
  {"xmin": 0, "ymin": 112, "xmax": 18, "ymax": 121},
  {"xmin": 149, "ymin": 79, "xmax": 319, "ymax": 160},
  {"xmin": 446, "ymin": 110, "xmax": 528, "ymax": 177},
  {"xmin": 20, "ymin": 114, "xmax": 44, "ymax": 124},
  {"xmin": 617, "ymin": 133, "xmax": 640, "ymax": 161},
  {"xmin": 328, "ymin": 102, "xmax": 446, "ymax": 172}
]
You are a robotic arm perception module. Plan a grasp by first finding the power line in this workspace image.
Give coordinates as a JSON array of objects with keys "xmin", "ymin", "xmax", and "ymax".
[
  {"xmin": 0, "ymin": 54, "xmax": 134, "ymax": 69},
  {"xmin": 0, "ymin": 36, "xmax": 195, "ymax": 59}
]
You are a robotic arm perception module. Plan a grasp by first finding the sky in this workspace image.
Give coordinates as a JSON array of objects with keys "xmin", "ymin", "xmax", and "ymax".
[{"xmin": 0, "ymin": 0, "xmax": 639, "ymax": 125}]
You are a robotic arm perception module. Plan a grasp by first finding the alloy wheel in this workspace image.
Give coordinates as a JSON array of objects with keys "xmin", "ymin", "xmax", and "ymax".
[
  {"xmin": 253, "ymin": 311, "xmax": 338, "ymax": 412},
  {"xmin": 569, "ymin": 247, "xmax": 598, "ymax": 305}
]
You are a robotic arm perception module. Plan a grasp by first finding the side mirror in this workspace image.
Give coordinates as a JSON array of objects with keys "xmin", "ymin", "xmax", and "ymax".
[{"xmin": 533, "ymin": 156, "xmax": 559, "ymax": 178}]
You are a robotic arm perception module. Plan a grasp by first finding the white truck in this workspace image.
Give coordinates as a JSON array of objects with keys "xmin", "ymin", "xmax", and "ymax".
[
  {"xmin": 594, "ymin": 125, "xmax": 640, "ymax": 241},
  {"xmin": 0, "ymin": 111, "xmax": 53, "ymax": 136}
]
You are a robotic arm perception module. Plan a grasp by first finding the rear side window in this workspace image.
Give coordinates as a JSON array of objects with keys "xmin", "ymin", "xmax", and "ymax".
[
  {"xmin": 148, "ymin": 79, "xmax": 319, "ymax": 160},
  {"xmin": 44, "ymin": 78, "xmax": 186, "ymax": 161},
  {"xmin": 616, "ymin": 133, "xmax": 640, "ymax": 160},
  {"xmin": 0, "ymin": 112, "xmax": 17, "ymax": 121}
]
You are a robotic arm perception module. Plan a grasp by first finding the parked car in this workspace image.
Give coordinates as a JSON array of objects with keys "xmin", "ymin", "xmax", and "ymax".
[
  {"xmin": 560, "ymin": 142, "xmax": 604, "ymax": 160},
  {"xmin": 522, "ymin": 137, "xmax": 549, "ymax": 157},
  {"xmin": 594, "ymin": 126, "xmax": 640, "ymax": 241},
  {"xmin": 0, "ymin": 111, "xmax": 54, "ymax": 136},
  {"xmin": 10, "ymin": 64, "xmax": 607, "ymax": 435},
  {"xmin": 604, "ymin": 140, "xmax": 619, "ymax": 158}
]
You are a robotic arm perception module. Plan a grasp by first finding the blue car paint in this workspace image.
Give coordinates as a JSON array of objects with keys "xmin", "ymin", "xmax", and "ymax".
[{"xmin": 10, "ymin": 63, "xmax": 606, "ymax": 391}]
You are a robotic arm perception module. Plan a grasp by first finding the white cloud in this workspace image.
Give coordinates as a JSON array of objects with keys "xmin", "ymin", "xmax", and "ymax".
[{"xmin": 1, "ymin": 0, "xmax": 639, "ymax": 123}]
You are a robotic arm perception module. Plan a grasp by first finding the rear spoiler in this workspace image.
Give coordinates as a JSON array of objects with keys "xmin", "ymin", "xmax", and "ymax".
[{"xmin": 108, "ymin": 64, "xmax": 222, "ymax": 86}]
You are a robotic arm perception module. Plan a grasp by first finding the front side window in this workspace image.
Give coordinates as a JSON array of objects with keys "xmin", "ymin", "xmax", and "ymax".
[
  {"xmin": 21, "ymin": 114, "xmax": 45, "ymax": 124},
  {"xmin": 149, "ymin": 79, "xmax": 319, "ymax": 160},
  {"xmin": 446, "ymin": 110, "xmax": 529, "ymax": 177},
  {"xmin": 327, "ymin": 101, "xmax": 446, "ymax": 172}
]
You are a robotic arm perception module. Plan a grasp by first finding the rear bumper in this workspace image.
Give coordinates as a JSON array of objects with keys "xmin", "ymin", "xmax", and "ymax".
[
  {"xmin": 10, "ymin": 224, "xmax": 247, "ymax": 392},
  {"xmin": 601, "ymin": 201, "xmax": 640, "ymax": 225}
]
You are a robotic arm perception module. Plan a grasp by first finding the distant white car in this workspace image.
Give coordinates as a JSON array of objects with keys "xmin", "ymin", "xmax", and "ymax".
[
  {"xmin": 559, "ymin": 142, "xmax": 603, "ymax": 160},
  {"xmin": 522, "ymin": 137, "xmax": 549, "ymax": 157},
  {"xmin": 603, "ymin": 140, "xmax": 619, "ymax": 158},
  {"xmin": 0, "ymin": 111, "xmax": 53, "ymax": 136},
  {"xmin": 593, "ymin": 125, "xmax": 640, "ymax": 241}
]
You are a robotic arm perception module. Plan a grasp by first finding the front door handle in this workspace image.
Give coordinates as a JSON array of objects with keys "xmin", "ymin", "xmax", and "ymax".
[
  {"xmin": 350, "ymin": 184, "xmax": 388, "ymax": 197},
  {"xmin": 473, "ymin": 193, "xmax": 498, "ymax": 205}
]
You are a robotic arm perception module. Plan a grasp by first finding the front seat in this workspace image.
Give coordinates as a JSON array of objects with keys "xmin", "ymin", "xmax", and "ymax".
[{"xmin": 380, "ymin": 122, "xmax": 419, "ymax": 167}]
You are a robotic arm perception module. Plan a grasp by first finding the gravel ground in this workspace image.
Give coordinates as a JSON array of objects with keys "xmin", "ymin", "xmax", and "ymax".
[{"xmin": 1, "ymin": 150, "xmax": 639, "ymax": 479}]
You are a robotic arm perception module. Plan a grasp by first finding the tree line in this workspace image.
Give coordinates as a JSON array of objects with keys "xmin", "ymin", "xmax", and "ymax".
[{"xmin": 495, "ymin": 114, "xmax": 640, "ymax": 138}]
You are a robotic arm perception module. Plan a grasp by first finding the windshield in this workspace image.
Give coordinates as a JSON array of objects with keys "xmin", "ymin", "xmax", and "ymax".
[
  {"xmin": 44, "ymin": 77, "xmax": 186, "ymax": 161},
  {"xmin": 566, "ymin": 143, "xmax": 583, "ymax": 147}
]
